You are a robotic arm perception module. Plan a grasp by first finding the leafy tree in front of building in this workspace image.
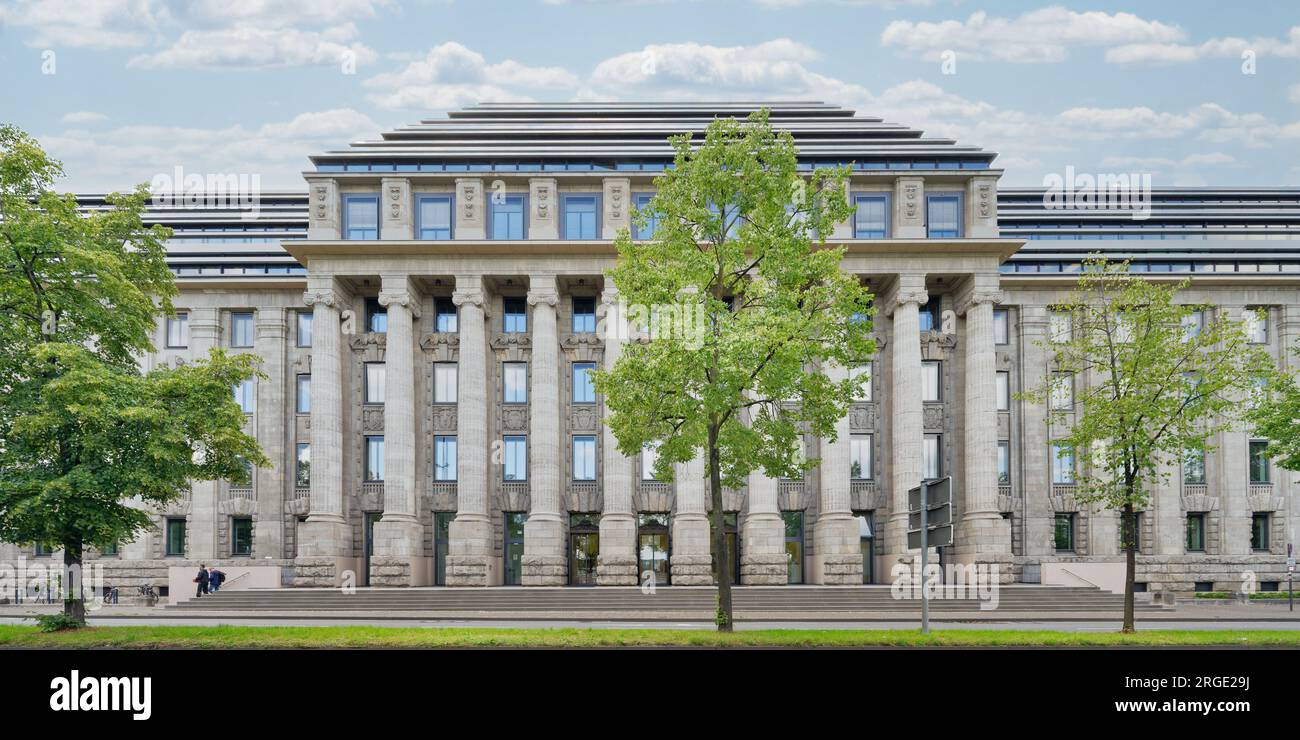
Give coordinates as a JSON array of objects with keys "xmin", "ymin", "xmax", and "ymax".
[
  {"xmin": 593, "ymin": 110, "xmax": 875, "ymax": 631},
  {"xmin": 0, "ymin": 124, "xmax": 267, "ymax": 625},
  {"xmin": 1019, "ymin": 257, "xmax": 1274, "ymax": 632}
]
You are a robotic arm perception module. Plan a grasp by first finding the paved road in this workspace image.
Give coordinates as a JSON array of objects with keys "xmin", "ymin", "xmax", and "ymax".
[{"xmin": 3, "ymin": 616, "xmax": 1298, "ymax": 630}]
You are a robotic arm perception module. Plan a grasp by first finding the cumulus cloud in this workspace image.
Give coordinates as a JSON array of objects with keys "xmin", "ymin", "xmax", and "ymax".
[
  {"xmin": 0, "ymin": 0, "xmax": 166, "ymax": 49},
  {"xmin": 881, "ymin": 7, "xmax": 1184, "ymax": 63},
  {"xmin": 128, "ymin": 24, "xmax": 377, "ymax": 69},
  {"xmin": 1105, "ymin": 26, "xmax": 1300, "ymax": 64},
  {"xmin": 61, "ymin": 111, "xmax": 109, "ymax": 124},
  {"xmin": 363, "ymin": 42, "xmax": 579, "ymax": 110}
]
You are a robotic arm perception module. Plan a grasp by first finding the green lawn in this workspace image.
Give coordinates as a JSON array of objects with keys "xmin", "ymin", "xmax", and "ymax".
[{"xmin": 1, "ymin": 624, "xmax": 1298, "ymax": 648}]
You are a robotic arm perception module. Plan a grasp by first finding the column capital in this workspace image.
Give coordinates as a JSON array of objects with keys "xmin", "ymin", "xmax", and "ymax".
[
  {"xmin": 378, "ymin": 280, "xmax": 422, "ymax": 319},
  {"xmin": 528, "ymin": 274, "xmax": 559, "ymax": 307},
  {"xmin": 954, "ymin": 289, "xmax": 1005, "ymax": 316},
  {"xmin": 304, "ymin": 289, "xmax": 339, "ymax": 308},
  {"xmin": 877, "ymin": 273, "xmax": 928, "ymax": 317}
]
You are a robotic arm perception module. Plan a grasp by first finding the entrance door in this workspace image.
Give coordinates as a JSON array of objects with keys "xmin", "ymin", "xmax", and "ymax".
[
  {"xmin": 637, "ymin": 513, "xmax": 671, "ymax": 585},
  {"xmin": 433, "ymin": 512, "xmax": 453, "ymax": 586},
  {"xmin": 569, "ymin": 513, "xmax": 600, "ymax": 586},
  {"xmin": 363, "ymin": 512, "xmax": 382, "ymax": 587},
  {"xmin": 854, "ymin": 511, "xmax": 874, "ymax": 584},
  {"xmin": 504, "ymin": 512, "xmax": 526, "ymax": 585},
  {"xmin": 782, "ymin": 511, "xmax": 803, "ymax": 584}
]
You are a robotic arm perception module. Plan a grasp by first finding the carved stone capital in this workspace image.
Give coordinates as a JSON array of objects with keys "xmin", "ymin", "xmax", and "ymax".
[
  {"xmin": 955, "ymin": 289, "xmax": 1005, "ymax": 316},
  {"xmin": 379, "ymin": 289, "xmax": 421, "ymax": 318},
  {"xmin": 304, "ymin": 289, "xmax": 337, "ymax": 309},
  {"xmin": 527, "ymin": 289, "xmax": 559, "ymax": 308},
  {"xmin": 452, "ymin": 288, "xmax": 486, "ymax": 309},
  {"xmin": 895, "ymin": 289, "xmax": 930, "ymax": 308}
]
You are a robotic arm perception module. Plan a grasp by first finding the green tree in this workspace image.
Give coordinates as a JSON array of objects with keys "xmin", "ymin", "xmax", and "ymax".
[
  {"xmin": 592, "ymin": 111, "xmax": 875, "ymax": 631},
  {"xmin": 0, "ymin": 125, "xmax": 266, "ymax": 624},
  {"xmin": 1019, "ymin": 257, "xmax": 1274, "ymax": 632},
  {"xmin": 1248, "ymin": 349, "xmax": 1300, "ymax": 476}
]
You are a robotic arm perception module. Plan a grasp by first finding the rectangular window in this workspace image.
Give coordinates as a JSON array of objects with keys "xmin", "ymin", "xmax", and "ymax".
[
  {"xmin": 344, "ymin": 195, "xmax": 379, "ymax": 240},
  {"xmin": 365, "ymin": 436, "xmax": 385, "ymax": 481},
  {"xmin": 296, "ymin": 374, "xmax": 311, "ymax": 414},
  {"xmin": 1049, "ymin": 310, "xmax": 1072, "ymax": 343},
  {"xmin": 922, "ymin": 434, "xmax": 941, "ymax": 479},
  {"xmin": 572, "ymin": 297, "xmax": 597, "ymax": 333},
  {"xmin": 997, "ymin": 441, "xmax": 1010, "ymax": 485},
  {"xmin": 1246, "ymin": 307, "xmax": 1268, "ymax": 344},
  {"xmin": 434, "ymin": 363, "xmax": 458, "ymax": 404},
  {"xmin": 921, "ymin": 360, "xmax": 941, "ymax": 402},
  {"xmin": 296, "ymin": 312, "xmax": 313, "ymax": 347},
  {"xmin": 850, "ymin": 364, "xmax": 872, "ymax": 402},
  {"xmin": 1186, "ymin": 513, "xmax": 1206, "ymax": 552},
  {"xmin": 503, "ymin": 297, "xmax": 527, "ymax": 333},
  {"xmin": 1183, "ymin": 448, "xmax": 1206, "ymax": 484},
  {"xmin": 503, "ymin": 362, "xmax": 528, "ymax": 403},
  {"xmin": 234, "ymin": 378, "xmax": 255, "ymax": 413},
  {"xmin": 563, "ymin": 194, "xmax": 599, "ymax": 239},
  {"xmin": 642, "ymin": 443, "xmax": 660, "ymax": 480},
  {"xmin": 1050, "ymin": 372, "xmax": 1073, "ymax": 410},
  {"xmin": 852, "ymin": 194, "xmax": 889, "ymax": 238},
  {"xmin": 573, "ymin": 362, "xmax": 596, "ymax": 403},
  {"xmin": 366, "ymin": 297, "xmax": 387, "ymax": 333},
  {"xmin": 1051, "ymin": 443, "xmax": 1075, "ymax": 484},
  {"xmin": 1181, "ymin": 309, "xmax": 1204, "ymax": 341},
  {"xmin": 231, "ymin": 312, "xmax": 254, "ymax": 348},
  {"xmin": 633, "ymin": 192, "xmax": 659, "ymax": 239},
  {"xmin": 573, "ymin": 435, "xmax": 597, "ymax": 480},
  {"xmin": 1249, "ymin": 440, "xmax": 1270, "ymax": 483},
  {"xmin": 417, "ymin": 195, "xmax": 453, "ymax": 240},
  {"xmin": 1251, "ymin": 512, "xmax": 1270, "ymax": 551},
  {"xmin": 166, "ymin": 312, "xmax": 189, "ymax": 348},
  {"xmin": 490, "ymin": 194, "xmax": 526, "ymax": 239},
  {"xmin": 993, "ymin": 309, "xmax": 1009, "ymax": 345},
  {"xmin": 850, "ymin": 434, "xmax": 872, "ymax": 479},
  {"xmin": 918, "ymin": 296, "xmax": 941, "ymax": 332},
  {"xmin": 100, "ymin": 541, "xmax": 118, "ymax": 557},
  {"xmin": 434, "ymin": 435, "xmax": 457, "ymax": 481},
  {"xmin": 166, "ymin": 519, "xmax": 186, "ymax": 557},
  {"xmin": 365, "ymin": 363, "xmax": 386, "ymax": 405},
  {"xmin": 231, "ymin": 518, "xmax": 252, "ymax": 556},
  {"xmin": 295, "ymin": 443, "xmax": 310, "ymax": 487},
  {"xmin": 925, "ymin": 193, "xmax": 961, "ymax": 238},
  {"xmin": 435, "ymin": 298, "xmax": 458, "ymax": 333},
  {"xmin": 503, "ymin": 436, "xmax": 527, "ymax": 481},
  {"xmin": 1054, "ymin": 513, "xmax": 1075, "ymax": 552},
  {"xmin": 996, "ymin": 371, "xmax": 1010, "ymax": 411}
]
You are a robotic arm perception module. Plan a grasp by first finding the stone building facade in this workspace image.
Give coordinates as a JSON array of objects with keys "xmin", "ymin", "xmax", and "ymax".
[{"xmin": 1, "ymin": 102, "xmax": 1296, "ymax": 595}]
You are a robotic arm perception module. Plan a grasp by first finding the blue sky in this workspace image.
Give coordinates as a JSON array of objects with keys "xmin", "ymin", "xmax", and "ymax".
[{"xmin": 1, "ymin": 0, "xmax": 1297, "ymax": 190}]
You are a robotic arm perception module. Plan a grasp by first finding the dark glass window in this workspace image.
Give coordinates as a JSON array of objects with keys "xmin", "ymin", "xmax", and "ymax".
[
  {"xmin": 296, "ymin": 312, "xmax": 313, "ymax": 347},
  {"xmin": 503, "ymin": 436, "xmax": 527, "ymax": 481},
  {"xmin": 365, "ymin": 436, "xmax": 385, "ymax": 481},
  {"xmin": 1186, "ymin": 513, "xmax": 1206, "ymax": 552},
  {"xmin": 366, "ymin": 297, "xmax": 387, "ymax": 333},
  {"xmin": 434, "ymin": 435, "xmax": 457, "ymax": 481},
  {"xmin": 295, "ymin": 443, "xmax": 310, "ymax": 487},
  {"xmin": 572, "ymin": 435, "xmax": 596, "ymax": 480},
  {"xmin": 231, "ymin": 517, "xmax": 253, "ymax": 556},
  {"xmin": 1054, "ymin": 513, "xmax": 1075, "ymax": 552},
  {"xmin": 296, "ymin": 374, "xmax": 311, "ymax": 414},
  {"xmin": 1251, "ymin": 512, "xmax": 1270, "ymax": 551},
  {"xmin": 166, "ymin": 519, "xmax": 186, "ymax": 557},
  {"xmin": 782, "ymin": 511, "xmax": 804, "ymax": 584},
  {"xmin": 435, "ymin": 298, "xmax": 457, "ymax": 333},
  {"xmin": 1249, "ymin": 440, "xmax": 1270, "ymax": 483},
  {"xmin": 503, "ymin": 297, "xmax": 527, "ymax": 333},
  {"xmin": 572, "ymin": 297, "xmax": 597, "ymax": 333},
  {"xmin": 344, "ymin": 195, "xmax": 380, "ymax": 240},
  {"xmin": 231, "ymin": 312, "xmax": 254, "ymax": 347}
]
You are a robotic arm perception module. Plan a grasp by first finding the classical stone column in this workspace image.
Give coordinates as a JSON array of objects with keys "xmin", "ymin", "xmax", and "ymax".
[
  {"xmin": 813, "ymin": 360, "xmax": 864, "ymax": 584},
  {"xmin": 741, "ymin": 463, "xmax": 785, "ymax": 584},
  {"xmin": 596, "ymin": 286, "xmax": 637, "ymax": 585},
  {"xmin": 885, "ymin": 275, "xmax": 927, "ymax": 555},
  {"xmin": 188, "ymin": 307, "xmax": 221, "ymax": 561},
  {"xmin": 1217, "ymin": 305, "xmax": 1252, "ymax": 556},
  {"xmin": 371, "ymin": 275, "xmax": 428, "ymax": 585},
  {"xmin": 522, "ymin": 275, "xmax": 566, "ymax": 585},
  {"xmin": 1018, "ymin": 305, "xmax": 1055, "ymax": 558},
  {"xmin": 955, "ymin": 282, "xmax": 1012, "ymax": 564},
  {"xmin": 671, "ymin": 456, "xmax": 712, "ymax": 584},
  {"xmin": 296, "ymin": 286, "xmax": 355, "ymax": 584},
  {"xmin": 253, "ymin": 308, "xmax": 288, "ymax": 559},
  {"xmin": 447, "ymin": 277, "xmax": 492, "ymax": 585}
]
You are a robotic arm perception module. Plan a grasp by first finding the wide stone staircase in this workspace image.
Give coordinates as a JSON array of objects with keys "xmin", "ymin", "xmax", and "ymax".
[{"xmin": 167, "ymin": 584, "xmax": 1165, "ymax": 619}]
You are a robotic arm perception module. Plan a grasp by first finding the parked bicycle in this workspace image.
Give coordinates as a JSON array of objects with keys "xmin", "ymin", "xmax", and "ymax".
[{"xmin": 137, "ymin": 584, "xmax": 158, "ymax": 607}]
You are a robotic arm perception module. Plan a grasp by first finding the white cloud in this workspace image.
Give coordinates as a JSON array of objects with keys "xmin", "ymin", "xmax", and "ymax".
[
  {"xmin": 61, "ymin": 111, "xmax": 109, "ymax": 124},
  {"xmin": 881, "ymin": 7, "xmax": 1184, "ymax": 63},
  {"xmin": 0, "ymin": 0, "xmax": 166, "ymax": 49},
  {"xmin": 1106, "ymin": 26, "xmax": 1300, "ymax": 64},
  {"xmin": 363, "ymin": 42, "xmax": 579, "ymax": 110},
  {"xmin": 127, "ymin": 24, "xmax": 377, "ymax": 69}
]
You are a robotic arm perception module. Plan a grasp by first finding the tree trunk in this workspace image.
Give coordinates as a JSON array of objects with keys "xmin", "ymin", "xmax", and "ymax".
[
  {"xmin": 1122, "ymin": 501, "xmax": 1136, "ymax": 633},
  {"xmin": 708, "ymin": 423, "xmax": 733, "ymax": 632},
  {"xmin": 62, "ymin": 542, "xmax": 86, "ymax": 626}
]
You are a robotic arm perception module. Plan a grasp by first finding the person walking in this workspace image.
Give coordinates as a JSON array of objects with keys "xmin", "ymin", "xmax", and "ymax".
[
  {"xmin": 209, "ymin": 568, "xmax": 226, "ymax": 593},
  {"xmin": 195, "ymin": 564, "xmax": 210, "ymax": 598}
]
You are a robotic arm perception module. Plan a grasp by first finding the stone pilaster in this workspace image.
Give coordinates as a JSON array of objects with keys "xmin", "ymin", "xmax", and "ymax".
[
  {"xmin": 893, "ymin": 177, "xmax": 925, "ymax": 239},
  {"xmin": 596, "ymin": 286, "xmax": 638, "ymax": 585},
  {"xmin": 671, "ymin": 457, "xmax": 713, "ymax": 584},
  {"xmin": 306, "ymin": 179, "xmax": 339, "ymax": 240},
  {"xmin": 812, "ymin": 361, "xmax": 865, "ymax": 584},
  {"xmin": 966, "ymin": 177, "xmax": 999, "ymax": 238},
  {"xmin": 253, "ymin": 308, "xmax": 288, "ymax": 559},
  {"xmin": 371, "ymin": 275, "xmax": 428, "ymax": 585},
  {"xmin": 188, "ymin": 307, "xmax": 222, "ymax": 561},
  {"xmin": 955, "ymin": 282, "xmax": 1011, "ymax": 563},
  {"xmin": 380, "ymin": 178, "xmax": 413, "ymax": 240},
  {"xmin": 522, "ymin": 275, "xmax": 566, "ymax": 585},
  {"xmin": 529, "ymin": 179, "xmax": 558, "ymax": 240},
  {"xmin": 884, "ymin": 275, "xmax": 927, "ymax": 555},
  {"xmin": 454, "ymin": 179, "xmax": 485, "ymax": 240},
  {"xmin": 602, "ymin": 178, "xmax": 630, "ymax": 240},
  {"xmin": 447, "ymin": 276, "xmax": 492, "ymax": 585},
  {"xmin": 1019, "ymin": 305, "xmax": 1055, "ymax": 557},
  {"xmin": 1217, "ymin": 305, "xmax": 1251, "ymax": 555}
]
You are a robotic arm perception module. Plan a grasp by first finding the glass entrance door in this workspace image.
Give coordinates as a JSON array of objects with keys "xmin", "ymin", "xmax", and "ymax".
[
  {"xmin": 854, "ymin": 511, "xmax": 874, "ymax": 584},
  {"xmin": 569, "ymin": 513, "xmax": 600, "ymax": 586},
  {"xmin": 638, "ymin": 513, "xmax": 671, "ymax": 586},
  {"xmin": 433, "ymin": 512, "xmax": 453, "ymax": 586},
  {"xmin": 363, "ymin": 512, "xmax": 382, "ymax": 587},
  {"xmin": 782, "ymin": 511, "xmax": 804, "ymax": 584},
  {"xmin": 504, "ymin": 512, "xmax": 527, "ymax": 585}
]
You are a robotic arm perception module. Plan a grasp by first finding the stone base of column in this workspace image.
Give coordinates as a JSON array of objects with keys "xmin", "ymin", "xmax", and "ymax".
[
  {"xmin": 884, "ymin": 511, "xmax": 912, "ymax": 556},
  {"xmin": 670, "ymin": 513, "xmax": 713, "ymax": 585},
  {"xmin": 447, "ymin": 516, "xmax": 493, "ymax": 586},
  {"xmin": 596, "ymin": 514, "xmax": 637, "ymax": 586},
  {"xmin": 522, "ymin": 516, "xmax": 566, "ymax": 586},
  {"xmin": 292, "ymin": 556, "xmax": 363, "ymax": 588},
  {"xmin": 955, "ymin": 512, "xmax": 1012, "ymax": 558},
  {"xmin": 369, "ymin": 556, "xmax": 435, "ymax": 587},
  {"xmin": 741, "ymin": 514, "xmax": 786, "ymax": 585},
  {"xmin": 296, "ymin": 517, "xmax": 353, "ymax": 559},
  {"xmin": 812, "ymin": 515, "xmax": 863, "ymax": 585}
]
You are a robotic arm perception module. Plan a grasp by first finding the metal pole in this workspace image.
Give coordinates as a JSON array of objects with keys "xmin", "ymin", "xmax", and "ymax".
[{"xmin": 921, "ymin": 480, "xmax": 930, "ymax": 635}]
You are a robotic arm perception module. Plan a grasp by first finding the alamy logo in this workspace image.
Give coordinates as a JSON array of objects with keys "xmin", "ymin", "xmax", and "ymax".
[
  {"xmin": 49, "ymin": 670, "xmax": 151, "ymax": 720},
  {"xmin": 1042, "ymin": 166, "xmax": 1152, "ymax": 221}
]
